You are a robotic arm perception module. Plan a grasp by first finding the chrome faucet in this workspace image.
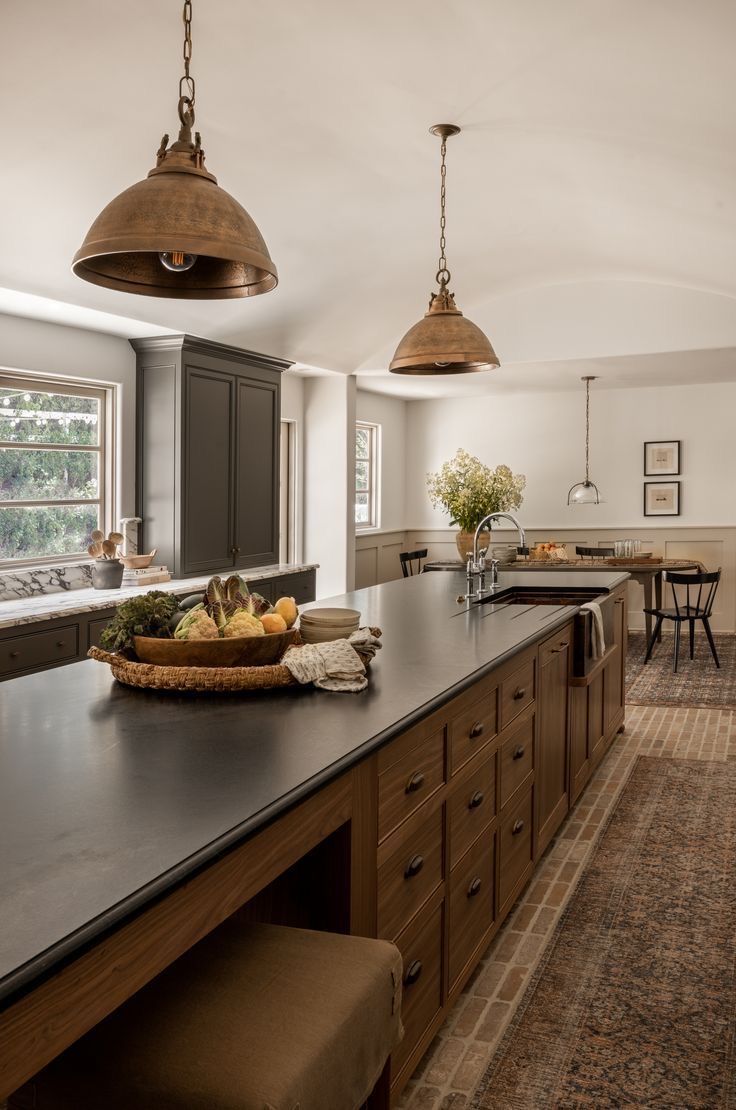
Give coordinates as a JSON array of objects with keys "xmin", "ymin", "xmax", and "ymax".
[{"xmin": 466, "ymin": 512, "xmax": 527, "ymax": 598}]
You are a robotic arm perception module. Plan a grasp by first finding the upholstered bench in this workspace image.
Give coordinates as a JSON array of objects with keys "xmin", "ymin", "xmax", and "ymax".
[{"xmin": 9, "ymin": 921, "xmax": 403, "ymax": 1110}]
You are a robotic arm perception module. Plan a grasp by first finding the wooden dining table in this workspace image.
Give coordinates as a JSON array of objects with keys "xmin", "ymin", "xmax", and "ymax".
[{"xmin": 423, "ymin": 558, "xmax": 703, "ymax": 645}]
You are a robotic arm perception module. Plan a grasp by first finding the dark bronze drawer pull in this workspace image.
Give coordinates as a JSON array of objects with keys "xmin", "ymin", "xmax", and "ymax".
[
  {"xmin": 512, "ymin": 819, "xmax": 525, "ymax": 835},
  {"xmin": 404, "ymin": 959, "xmax": 423, "ymax": 986},
  {"xmin": 468, "ymin": 790, "xmax": 484, "ymax": 809},
  {"xmin": 405, "ymin": 771, "xmax": 425, "ymax": 795},
  {"xmin": 512, "ymin": 745, "xmax": 525, "ymax": 760},
  {"xmin": 56, "ymin": 641, "xmax": 66, "ymax": 648},
  {"xmin": 467, "ymin": 877, "xmax": 482, "ymax": 898},
  {"xmin": 469, "ymin": 721, "xmax": 485, "ymax": 739},
  {"xmin": 404, "ymin": 854, "xmax": 424, "ymax": 879},
  {"xmin": 551, "ymin": 641, "xmax": 569, "ymax": 654},
  {"xmin": 512, "ymin": 687, "xmax": 526, "ymax": 701}
]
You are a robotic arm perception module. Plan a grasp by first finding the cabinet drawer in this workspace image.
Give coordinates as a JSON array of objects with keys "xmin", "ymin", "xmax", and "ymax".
[
  {"xmin": 275, "ymin": 572, "xmax": 316, "ymax": 605},
  {"xmin": 449, "ymin": 830, "xmax": 495, "ymax": 988},
  {"xmin": 498, "ymin": 787, "xmax": 534, "ymax": 910},
  {"xmin": 500, "ymin": 658, "xmax": 535, "ymax": 729},
  {"xmin": 498, "ymin": 714, "xmax": 534, "ymax": 809},
  {"xmin": 448, "ymin": 757, "xmax": 496, "ymax": 870},
  {"xmin": 539, "ymin": 625, "xmax": 573, "ymax": 666},
  {"xmin": 378, "ymin": 807, "xmax": 444, "ymax": 941},
  {"xmin": 449, "ymin": 691, "xmax": 498, "ymax": 774},
  {"xmin": 378, "ymin": 728, "xmax": 445, "ymax": 842},
  {"xmin": 0, "ymin": 624, "xmax": 79, "ymax": 677},
  {"xmin": 87, "ymin": 613, "xmax": 115, "ymax": 650},
  {"xmin": 392, "ymin": 901, "xmax": 443, "ymax": 1077}
]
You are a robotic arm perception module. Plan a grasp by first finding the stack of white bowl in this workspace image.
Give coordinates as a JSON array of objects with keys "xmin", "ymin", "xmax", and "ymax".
[{"xmin": 299, "ymin": 607, "xmax": 361, "ymax": 645}]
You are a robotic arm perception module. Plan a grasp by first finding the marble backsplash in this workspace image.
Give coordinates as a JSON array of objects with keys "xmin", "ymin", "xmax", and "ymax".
[
  {"xmin": 0, "ymin": 521, "xmax": 142, "ymax": 602},
  {"xmin": 0, "ymin": 562, "xmax": 94, "ymax": 602}
]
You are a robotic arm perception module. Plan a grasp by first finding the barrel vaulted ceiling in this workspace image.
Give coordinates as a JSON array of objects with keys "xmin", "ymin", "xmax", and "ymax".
[{"xmin": 2, "ymin": 0, "xmax": 735, "ymax": 395}]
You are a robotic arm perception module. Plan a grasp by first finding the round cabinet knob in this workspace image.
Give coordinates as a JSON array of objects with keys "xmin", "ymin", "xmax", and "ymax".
[
  {"xmin": 468, "ymin": 790, "xmax": 484, "ymax": 810},
  {"xmin": 404, "ymin": 854, "xmax": 424, "ymax": 879},
  {"xmin": 469, "ymin": 721, "xmax": 485, "ymax": 739},
  {"xmin": 512, "ymin": 819, "xmax": 525, "ymax": 836},
  {"xmin": 404, "ymin": 959, "xmax": 423, "ymax": 986},
  {"xmin": 513, "ymin": 687, "xmax": 526, "ymax": 701},
  {"xmin": 405, "ymin": 771, "xmax": 425, "ymax": 795},
  {"xmin": 9, "ymin": 651, "xmax": 20, "ymax": 658},
  {"xmin": 467, "ymin": 877, "xmax": 482, "ymax": 898},
  {"xmin": 231, "ymin": 545, "xmax": 241, "ymax": 556},
  {"xmin": 512, "ymin": 745, "xmax": 525, "ymax": 761}
]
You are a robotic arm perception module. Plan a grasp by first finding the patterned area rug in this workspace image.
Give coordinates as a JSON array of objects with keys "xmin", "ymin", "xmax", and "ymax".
[
  {"xmin": 626, "ymin": 630, "xmax": 736, "ymax": 709},
  {"xmin": 470, "ymin": 756, "xmax": 736, "ymax": 1109}
]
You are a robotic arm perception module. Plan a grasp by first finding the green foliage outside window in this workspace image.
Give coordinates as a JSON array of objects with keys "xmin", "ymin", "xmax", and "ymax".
[{"xmin": 0, "ymin": 385, "xmax": 103, "ymax": 562}]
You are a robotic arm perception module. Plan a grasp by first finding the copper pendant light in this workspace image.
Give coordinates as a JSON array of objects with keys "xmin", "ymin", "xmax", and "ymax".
[
  {"xmin": 389, "ymin": 124, "xmax": 499, "ymax": 376},
  {"xmin": 567, "ymin": 376, "xmax": 604, "ymax": 504},
  {"xmin": 72, "ymin": 1, "xmax": 277, "ymax": 299}
]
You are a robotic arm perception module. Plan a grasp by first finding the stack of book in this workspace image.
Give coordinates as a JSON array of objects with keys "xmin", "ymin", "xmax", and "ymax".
[{"xmin": 122, "ymin": 565, "xmax": 172, "ymax": 587}]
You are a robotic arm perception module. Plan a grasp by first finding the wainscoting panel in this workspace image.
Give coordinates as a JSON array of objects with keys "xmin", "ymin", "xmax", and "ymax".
[{"xmin": 355, "ymin": 531, "xmax": 408, "ymax": 589}]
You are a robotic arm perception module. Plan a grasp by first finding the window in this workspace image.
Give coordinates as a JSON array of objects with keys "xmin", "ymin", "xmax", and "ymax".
[
  {"xmin": 0, "ymin": 373, "xmax": 111, "ymax": 566},
  {"xmin": 355, "ymin": 421, "xmax": 379, "ymax": 529}
]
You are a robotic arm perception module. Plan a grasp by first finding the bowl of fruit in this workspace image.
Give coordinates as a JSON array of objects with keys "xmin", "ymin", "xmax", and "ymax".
[{"xmin": 100, "ymin": 576, "xmax": 299, "ymax": 668}]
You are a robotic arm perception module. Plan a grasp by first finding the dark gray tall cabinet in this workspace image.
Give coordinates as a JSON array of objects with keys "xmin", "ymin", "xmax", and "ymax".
[{"xmin": 131, "ymin": 335, "xmax": 290, "ymax": 578}]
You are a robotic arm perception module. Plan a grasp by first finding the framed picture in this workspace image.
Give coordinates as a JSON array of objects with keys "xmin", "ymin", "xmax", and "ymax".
[
  {"xmin": 644, "ymin": 440, "xmax": 680, "ymax": 476},
  {"xmin": 644, "ymin": 481, "xmax": 680, "ymax": 516}
]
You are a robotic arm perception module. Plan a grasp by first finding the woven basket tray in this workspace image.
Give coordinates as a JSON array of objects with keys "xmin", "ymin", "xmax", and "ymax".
[{"xmin": 87, "ymin": 628, "xmax": 381, "ymax": 693}]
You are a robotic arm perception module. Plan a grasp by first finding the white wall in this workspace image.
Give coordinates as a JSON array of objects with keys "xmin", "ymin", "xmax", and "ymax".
[
  {"xmin": 406, "ymin": 382, "xmax": 736, "ymax": 529},
  {"xmin": 356, "ymin": 390, "xmax": 407, "ymax": 532},
  {"xmin": 303, "ymin": 374, "xmax": 356, "ymax": 598},
  {"xmin": 0, "ymin": 313, "xmax": 136, "ymax": 519}
]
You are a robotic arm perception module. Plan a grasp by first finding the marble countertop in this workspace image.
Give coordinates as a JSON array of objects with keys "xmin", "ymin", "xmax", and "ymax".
[{"xmin": 0, "ymin": 563, "xmax": 318, "ymax": 630}]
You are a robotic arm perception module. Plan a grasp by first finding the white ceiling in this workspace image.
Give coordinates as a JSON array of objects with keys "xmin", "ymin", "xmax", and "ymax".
[{"xmin": 2, "ymin": 0, "xmax": 736, "ymax": 397}]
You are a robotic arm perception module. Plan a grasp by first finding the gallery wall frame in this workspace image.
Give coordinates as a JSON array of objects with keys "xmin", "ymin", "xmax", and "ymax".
[
  {"xmin": 644, "ymin": 440, "xmax": 681, "ymax": 476},
  {"xmin": 644, "ymin": 480, "xmax": 681, "ymax": 517}
]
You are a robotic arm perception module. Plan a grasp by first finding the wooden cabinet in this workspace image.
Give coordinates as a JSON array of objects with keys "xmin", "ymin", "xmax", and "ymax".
[
  {"xmin": 569, "ymin": 583, "xmax": 628, "ymax": 804},
  {"xmin": 132, "ymin": 335, "xmax": 288, "ymax": 578},
  {"xmin": 536, "ymin": 624, "xmax": 572, "ymax": 857},
  {"xmin": 604, "ymin": 591, "xmax": 627, "ymax": 734}
]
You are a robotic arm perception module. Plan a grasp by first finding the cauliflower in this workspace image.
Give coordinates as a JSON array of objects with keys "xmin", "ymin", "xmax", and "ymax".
[
  {"xmin": 223, "ymin": 610, "xmax": 265, "ymax": 638},
  {"xmin": 174, "ymin": 606, "xmax": 220, "ymax": 640}
]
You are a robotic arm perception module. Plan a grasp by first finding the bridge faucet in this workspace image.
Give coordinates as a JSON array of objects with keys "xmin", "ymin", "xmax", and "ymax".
[{"xmin": 467, "ymin": 512, "xmax": 527, "ymax": 598}]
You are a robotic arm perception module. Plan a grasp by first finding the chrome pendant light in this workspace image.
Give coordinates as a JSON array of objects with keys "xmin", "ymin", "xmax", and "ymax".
[
  {"xmin": 567, "ymin": 376, "xmax": 604, "ymax": 505},
  {"xmin": 73, "ymin": 1, "xmax": 277, "ymax": 299},
  {"xmin": 389, "ymin": 125, "xmax": 499, "ymax": 376}
]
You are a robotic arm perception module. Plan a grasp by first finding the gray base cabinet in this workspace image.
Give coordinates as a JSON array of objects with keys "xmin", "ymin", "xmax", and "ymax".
[
  {"xmin": 132, "ymin": 335, "xmax": 290, "ymax": 579},
  {"xmin": 0, "ymin": 569, "xmax": 316, "ymax": 681}
]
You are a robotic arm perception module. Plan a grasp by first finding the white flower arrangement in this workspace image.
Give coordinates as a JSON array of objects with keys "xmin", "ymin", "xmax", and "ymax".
[{"xmin": 426, "ymin": 449, "xmax": 526, "ymax": 532}]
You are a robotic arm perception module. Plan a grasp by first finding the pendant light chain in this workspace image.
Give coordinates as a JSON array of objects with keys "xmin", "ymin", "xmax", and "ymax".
[
  {"xmin": 179, "ymin": 0, "xmax": 196, "ymax": 125},
  {"xmin": 585, "ymin": 376, "xmax": 591, "ymax": 483},
  {"xmin": 437, "ymin": 136, "xmax": 451, "ymax": 290}
]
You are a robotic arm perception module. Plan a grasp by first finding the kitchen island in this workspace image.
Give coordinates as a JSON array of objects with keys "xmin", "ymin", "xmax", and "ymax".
[{"xmin": 0, "ymin": 569, "xmax": 628, "ymax": 1102}]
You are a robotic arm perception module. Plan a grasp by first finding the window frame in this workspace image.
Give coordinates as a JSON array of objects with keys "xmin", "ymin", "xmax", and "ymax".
[
  {"xmin": 355, "ymin": 421, "xmax": 380, "ymax": 531},
  {"xmin": 0, "ymin": 371, "xmax": 115, "ymax": 569}
]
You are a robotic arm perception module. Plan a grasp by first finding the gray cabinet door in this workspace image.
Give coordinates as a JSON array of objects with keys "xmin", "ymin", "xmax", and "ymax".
[
  {"xmin": 182, "ymin": 366, "xmax": 235, "ymax": 574},
  {"xmin": 234, "ymin": 377, "xmax": 279, "ymax": 568}
]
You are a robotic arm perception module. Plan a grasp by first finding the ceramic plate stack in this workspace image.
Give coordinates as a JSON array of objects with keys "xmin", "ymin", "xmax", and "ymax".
[{"xmin": 299, "ymin": 607, "xmax": 361, "ymax": 644}]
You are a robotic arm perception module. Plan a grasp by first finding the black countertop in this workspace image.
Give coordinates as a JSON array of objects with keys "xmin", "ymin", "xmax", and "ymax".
[{"xmin": 0, "ymin": 569, "xmax": 627, "ymax": 1003}]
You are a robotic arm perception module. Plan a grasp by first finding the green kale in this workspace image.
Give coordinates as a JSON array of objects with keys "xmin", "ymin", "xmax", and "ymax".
[{"xmin": 99, "ymin": 591, "xmax": 180, "ymax": 653}]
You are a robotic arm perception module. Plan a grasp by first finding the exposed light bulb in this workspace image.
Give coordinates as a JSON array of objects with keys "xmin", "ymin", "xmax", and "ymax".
[{"xmin": 158, "ymin": 251, "xmax": 198, "ymax": 272}]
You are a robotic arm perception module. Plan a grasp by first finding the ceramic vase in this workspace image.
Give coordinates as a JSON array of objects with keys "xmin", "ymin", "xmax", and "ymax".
[
  {"xmin": 92, "ymin": 558, "xmax": 125, "ymax": 590},
  {"xmin": 455, "ymin": 529, "xmax": 491, "ymax": 561}
]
